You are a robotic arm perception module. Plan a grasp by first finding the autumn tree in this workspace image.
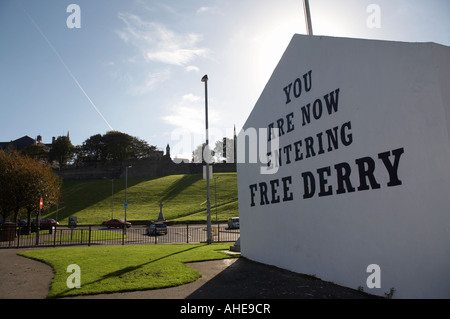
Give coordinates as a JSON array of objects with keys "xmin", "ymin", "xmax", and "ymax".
[
  {"xmin": 0, "ymin": 150, "xmax": 61, "ymax": 232},
  {"xmin": 22, "ymin": 156, "xmax": 61, "ymax": 233},
  {"xmin": 0, "ymin": 150, "xmax": 14, "ymax": 220}
]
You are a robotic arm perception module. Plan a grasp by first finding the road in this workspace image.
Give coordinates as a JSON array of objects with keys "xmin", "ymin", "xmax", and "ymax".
[
  {"xmin": 1, "ymin": 223, "xmax": 240, "ymax": 248},
  {"xmin": 98, "ymin": 223, "xmax": 240, "ymax": 244}
]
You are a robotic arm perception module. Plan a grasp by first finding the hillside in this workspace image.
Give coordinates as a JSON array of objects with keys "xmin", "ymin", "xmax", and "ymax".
[{"xmin": 42, "ymin": 173, "xmax": 238, "ymax": 225}]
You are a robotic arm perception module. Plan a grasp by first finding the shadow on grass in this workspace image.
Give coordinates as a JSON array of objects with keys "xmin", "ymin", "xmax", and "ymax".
[
  {"xmin": 159, "ymin": 174, "xmax": 203, "ymax": 204},
  {"xmin": 52, "ymin": 244, "xmax": 208, "ymax": 298},
  {"xmin": 45, "ymin": 177, "xmax": 159, "ymax": 223}
]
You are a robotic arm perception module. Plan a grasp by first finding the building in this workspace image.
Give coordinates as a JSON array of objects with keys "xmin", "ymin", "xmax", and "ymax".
[
  {"xmin": 0, "ymin": 135, "xmax": 52, "ymax": 151},
  {"xmin": 237, "ymin": 34, "xmax": 450, "ymax": 298}
]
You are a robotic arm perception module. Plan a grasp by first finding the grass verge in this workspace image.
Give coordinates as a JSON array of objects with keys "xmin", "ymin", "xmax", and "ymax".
[{"xmin": 18, "ymin": 243, "xmax": 237, "ymax": 298}]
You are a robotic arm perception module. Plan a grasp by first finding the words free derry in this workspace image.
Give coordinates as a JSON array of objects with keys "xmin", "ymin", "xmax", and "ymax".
[{"xmin": 246, "ymin": 69, "xmax": 404, "ymax": 207}]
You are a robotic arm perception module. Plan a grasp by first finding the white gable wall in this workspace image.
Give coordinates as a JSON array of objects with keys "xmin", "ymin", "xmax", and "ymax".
[{"xmin": 237, "ymin": 34, "xmax": 450, "ymax": 298}]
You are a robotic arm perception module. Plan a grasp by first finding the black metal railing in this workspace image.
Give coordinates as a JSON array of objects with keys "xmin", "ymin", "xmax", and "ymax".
[{"xmin": 0, "ymin": 224, "xmax": 240, "ymax": 249}]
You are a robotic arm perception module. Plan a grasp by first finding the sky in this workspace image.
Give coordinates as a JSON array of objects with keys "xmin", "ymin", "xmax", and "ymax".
[{"xmin": 1, "ymin": 0, "xmax": 449, "ymax": 160}]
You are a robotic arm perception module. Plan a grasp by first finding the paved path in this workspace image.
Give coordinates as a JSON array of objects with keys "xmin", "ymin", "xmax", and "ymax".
[{"xmin": 0, "ymin": 248, "xmax": 54, "ymax": 299}]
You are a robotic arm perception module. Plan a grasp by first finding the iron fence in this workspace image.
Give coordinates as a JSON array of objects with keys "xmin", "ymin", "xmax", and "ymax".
[{"xmin": 0, "ymin": 224, "xmax": 240, "ymax": 249}]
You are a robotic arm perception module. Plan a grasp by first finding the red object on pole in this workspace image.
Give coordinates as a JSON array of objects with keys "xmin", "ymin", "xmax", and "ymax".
[{"xmin": 39, "ymin": 197, "xmax": 43, "ymax": 209}]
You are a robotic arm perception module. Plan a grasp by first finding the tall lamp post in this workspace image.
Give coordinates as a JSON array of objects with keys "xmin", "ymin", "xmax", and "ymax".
[
  {"xmin": 214, "ymin": 176, "xmax": 220, "ymax": 225},
  {"xmin": 124, "ymin": 165, "xmax": 132, "ymax": 235},
  {"xmin": 202, "ymin": 74, "xmax": 212, "ymax": 244},
  {"xmin": 111, "ymin": 178, "xmax": 114, "ymax": 219},
  {"xmin": 303, "ymin": 0, "xmax": 313, "ymax": 35},
  {"xmin": 103, "ymin": 177, "xmax": 114, "ymax": 219}
]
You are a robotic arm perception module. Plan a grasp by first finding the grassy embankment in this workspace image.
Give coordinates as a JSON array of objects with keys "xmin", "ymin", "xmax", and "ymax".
[{"xmin": 42, "ymin": 172, "xmax": 238, "ymax": 225}]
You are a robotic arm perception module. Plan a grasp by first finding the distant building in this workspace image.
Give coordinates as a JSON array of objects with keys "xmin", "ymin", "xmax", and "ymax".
[{"xmin": 0, "ymin": 135, "xmax": 53, "ymax": 151}]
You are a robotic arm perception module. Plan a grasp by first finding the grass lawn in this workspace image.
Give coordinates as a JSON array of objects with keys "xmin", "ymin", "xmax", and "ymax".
[
  {"xmin": 42, "ymin": 173, "xmax": 238, "ymax": 225},
  {"xmin": 18, "ymin": 243, "xmax": 237, "ymax": 298}
]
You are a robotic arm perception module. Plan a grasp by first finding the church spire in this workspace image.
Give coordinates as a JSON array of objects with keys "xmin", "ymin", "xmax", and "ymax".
[{"xmin": 166, "ymin": 143, "xmax": 170, "ymax": 158}]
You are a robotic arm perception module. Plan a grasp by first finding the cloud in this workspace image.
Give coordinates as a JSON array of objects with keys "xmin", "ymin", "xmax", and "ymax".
[
  {"xmin": 162, "ymin": 93, "xmax": 218, "ymax": 134},
  {"xmin": 185, "ymin": 65, "xmax": 199, "ymax": 72},
  {"xmin": 197, "ymin": 7, "xmax": 212, "ymax": 14},
  {"xmin": 196, "ymin": 6, "xmax": 222, "ymax": 15},
  {"xmin": 126, "ymin": 69, "xmax": 171, "ymax": 96},
  {"xmin": 162, "ymin": 94, "xmax": 204, "ymax": 134},
  {"xmin": 163, "ymin": 93, "xmax": 229, "ymax": 160},
  {"xmin": 117, "ymin": 13, "xmax": 209, "ymax": 67},
  {"xmin": 181, "ymin": 93, "xmax": 201, "ymax": 103}
]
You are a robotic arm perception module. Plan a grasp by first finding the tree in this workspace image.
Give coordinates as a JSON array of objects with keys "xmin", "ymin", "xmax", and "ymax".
[
  {"xmin": 21, "ymin": 144, "xmax": 50, "ymax": 162},
  {"xmin": 76, "ymin": 131, "xmax": 158, "ymax": 163},
  {"xmin": 22, "ymin": 158, "xmax": 61, "ymax": 234},
  {"xmin": 49, "ymin": 136, "xmax": 74, "ymax": 167},
  {"xmin": 0, "ymin": 150, "xmax": 61, "ymax": 232},
  {"xmin": 0, "ymin": 151, "xmax": 30, "ymax": 222},
  {"xmin": 77, "ymin": 133, "xmax": 104, "ymax": 162},
  {"xmin": 0, "ymin": 150, "xmax": 15, "ymax": 221},
  {"xmin": 130, "ymin": 136, "xmax": 158, "ymax": 159},
  {"xmin": 102, "ymin": 131, "xmax": 133, "ymax": 161}
]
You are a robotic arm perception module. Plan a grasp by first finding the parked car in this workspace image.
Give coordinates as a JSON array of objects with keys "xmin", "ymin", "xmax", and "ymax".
[
  {"xmin": 147, "ymin": 222, "xmax": 167, "ymax": 235},
  {"xmin": 41, "ymin": 219, "xmax": 59, "ymax": 228},
  {"xmin": 31, "ymin": 218, "xmax": 59, "ymax": 229},
  {"xmin": 228, "ymin": 217, "xmax": 240, "ymax": 229},
  {"xmin": 104, "ymin": 219, "xmax": 131, "ymax": 229}
]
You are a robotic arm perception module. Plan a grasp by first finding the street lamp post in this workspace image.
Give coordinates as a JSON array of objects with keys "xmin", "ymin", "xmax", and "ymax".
[
  {"xmin": 103, "ymin": 176, "xmax": 114, "ymax": 219},
  {"xmin": 214, "ymin": 176, "xmax": 220, "ymax": 224},
  {"xmin": 111, "ymin": 178, "xmax": 114, "ymax": 219},
  {"xmin": 124, "ymin": 165, "xmax": 132, "ymax": 235},
  {"xmin": 202, "ymin": 74, "xmax": 212, "ymax": 244},
  {"xmin": 303, "ymin": 0, "xmax": 313, "ymax": 35}
]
